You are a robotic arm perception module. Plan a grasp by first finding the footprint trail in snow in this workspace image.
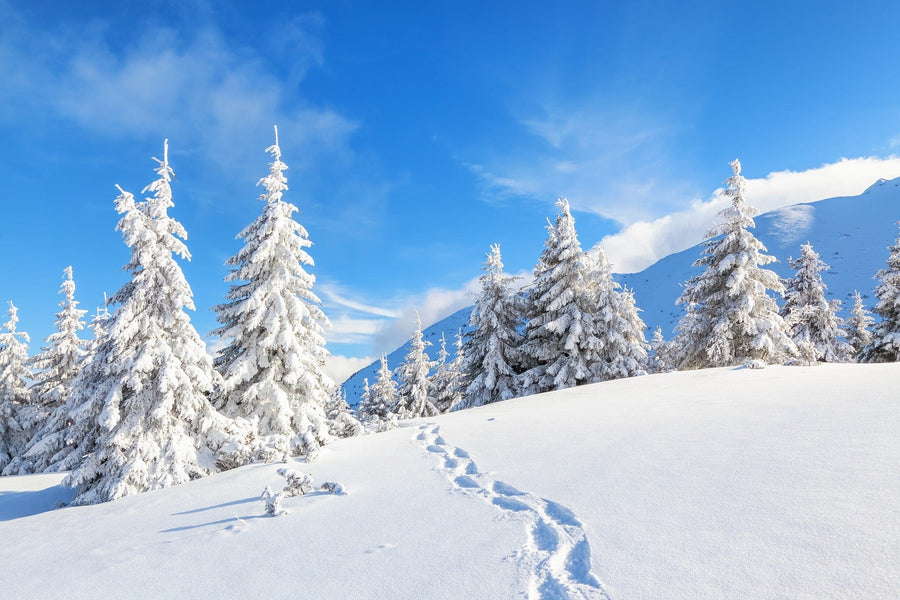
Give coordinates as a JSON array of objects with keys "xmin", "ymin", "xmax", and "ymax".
[{"xmin": 415, "ymin": 424, "xmax": 610, "ymax": 600}]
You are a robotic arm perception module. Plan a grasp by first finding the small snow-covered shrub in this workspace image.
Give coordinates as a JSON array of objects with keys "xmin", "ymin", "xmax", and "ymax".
[
  {"xmin": 319, "ymin": 481, "xmax": 346, "ymax": 495},
  {"xmin": 261, "ymin": 486, "xmax": 284, "ymax": 516},
  {"xmin": 277, "ymin": 468, "xmax": 314, "ymax": 496},
  {"xmin": 744, "ymin": 359, "xmax": 767, "ymax": 370}
]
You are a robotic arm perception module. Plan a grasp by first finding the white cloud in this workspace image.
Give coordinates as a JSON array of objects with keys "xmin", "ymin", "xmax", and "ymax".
[
  {"xmin": 327, "ymin": 315, "xmax": 387, "ymax": 345},
  {"xmin": 600, "ymin": 157, "xmax": 900, "ymax": 273},
  {"xmin": 0, "ymin": 8, "xmax": 356, "ymax": 173},
  {"xmin": 324, "ymin": 354, "xmax": 373, "ymax": 385},
  {"xmin": 319, "ymin": 283, "xmax": 402, "ymax": 318},
  {"xmin": 371, "ymin": 269, "xmax": 532, "ymax": 356},
  {"xmin": 466, "ymin": 102, "xmax": 685, "ymax": 224}
]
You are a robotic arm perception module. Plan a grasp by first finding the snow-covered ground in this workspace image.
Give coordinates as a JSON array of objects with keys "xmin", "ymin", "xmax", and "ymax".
[{"xmin": 2, "ymin": 364, "xmax": 898, "ymax": 599}]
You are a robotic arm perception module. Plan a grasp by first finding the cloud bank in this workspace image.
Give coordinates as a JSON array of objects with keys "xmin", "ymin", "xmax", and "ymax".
[{"xmin": 600, "ymin": 157, "xmax": 900, "ymax": 273}]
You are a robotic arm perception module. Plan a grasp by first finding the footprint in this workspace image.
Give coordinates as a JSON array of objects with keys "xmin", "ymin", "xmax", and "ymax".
[
  {"xmin": 532, "ymin": 519, "xmax": 559, "ymax": 552},
  {"xmin": 454, "ymin": 448, "xmax": 469, "ymax": 458},
  {"xmin": 493, "ymin": 481, "xmax": 525, "ymax": 496},
  {"xmin": 425, "ymin": 445, "xmax": 446, "ymax": 454},
  {"xmin": 543, "ymin": 499, "xmax": 581, "ymax": 527},
  {"xmin": 454, "ymin": 475, "xmax": 479, "ymax": 488},
  {"xmin": 444, "ymin": 457, "xmax": 459, "ymax": 469},
  {"xmin": 492, "ymin": 496, "xmax": 531, "ymax": 512}
]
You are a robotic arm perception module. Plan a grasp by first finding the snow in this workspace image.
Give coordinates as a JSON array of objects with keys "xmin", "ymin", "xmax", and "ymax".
[{"xmin": 2, "ymin": 363, "xmax": 898, "ymax": 599}]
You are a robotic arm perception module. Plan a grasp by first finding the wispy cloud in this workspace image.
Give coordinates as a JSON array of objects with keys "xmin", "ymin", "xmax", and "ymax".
[
  {"xmin": 0, "ymin": 5, "xmax": 356, "ymax": 173},
  {"xmin": 319, "ymin": 283, "xmax": 402, "ymax": 318},
  {"xmin": 600, "ymin": 157, "xmax": 900, "ymax": 273},
  {"xmin": 463, "ymin": 100, "xmax": 691, "ymax": 226}
]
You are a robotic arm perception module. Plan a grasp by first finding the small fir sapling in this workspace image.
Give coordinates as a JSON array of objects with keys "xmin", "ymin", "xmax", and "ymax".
[
  {"xmin": 277, "ymin": 467, "xmax": 314, "ymax": 496},
  {"xmin": 261, "ymin": 486, "xmax": 284, "ymax": 516},
  {"xmin": 319, "ymin": 481, "xmax": 345, "ymax": 495}
]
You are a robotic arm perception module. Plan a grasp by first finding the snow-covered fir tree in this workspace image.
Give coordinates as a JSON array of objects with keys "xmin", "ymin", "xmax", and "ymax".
[
  {"xmin": 844, "ymin": 291, "xmax": 875, "ymax": 360},
  {"xmin": 212, "ymin": 127, "xmax": 333, "ymax": 459},
  {"xmin": 324, "ymin": 388, "xmax": 363, "ymax": 438},
  {"xmin": 588, "ymin": 247, "xmax": 649, "ymax": 380},
  {"xmin": 0, "ymin": 303, "xmax": 30, "ymax": 473},
  {"xmin": 11, "ymin": 299, "xmax": 112, "ymax": 476},
  {"xmin": 395, "ymin": 316, "xmax": 439, "ymax": 419},
  {"xmin": 861, "ymin": 222, "xmax": 900, "ymax": 362},
  {"xmin": 649, "ymin": 326, "xmax": 673, "ymax": 373},
  {"xmin": 357, "ymin": 354, "xmax": 397, "ymax": 430},
  {"xmin": 673, "ymin": 160, "xmax": 796, "ymax": 369},
  {"xmin": 64, "ymin": 141, "xmax": 253, "ymax": 505},
  {"xmin": 432, "ymin": 331, "xmax": 466, "ymax": 413},
  {"xmin": 3, "ymin": 268, "xmax": 86, "ymax": 475},
  {"xmin": 781, "ymin": 243, "xmax": 851, "ymax": 363},
  {"xmin": 460, "ymin": 244, "xmax": 522, "ymax": 408},
  {"xmin": 518, "ymin": 199, "xmax": 603, "ymax": 395}
]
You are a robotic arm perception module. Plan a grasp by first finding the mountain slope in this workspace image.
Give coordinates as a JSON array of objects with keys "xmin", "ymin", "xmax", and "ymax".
[
  {"xmin": 2, "ymin": 364, "xmax": 898, "ymax": 599},
  {"xmin": 341, "ymin": 177, "xmax": 900, "ymax": 406}
]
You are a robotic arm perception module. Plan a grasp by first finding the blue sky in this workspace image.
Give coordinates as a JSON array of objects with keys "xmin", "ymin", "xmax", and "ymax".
[{"xmin": 3, "ymin": 0, "xmax": 900, "ymax": 381}]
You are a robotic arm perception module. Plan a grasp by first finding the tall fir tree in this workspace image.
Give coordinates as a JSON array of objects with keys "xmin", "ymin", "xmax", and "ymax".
[
  {"xmin": 0, "ymin": 303, "xmax": 30, "ymax": 473},
  {"xmin": 460, "ymin": 245, "xmax": 522, "ymax": 408},
  {"xmin": 518, "ymin": 198, "xmax": 603, "ymax": 395},
  {"xmin": 212, "ymin": 127, "xmax": 333, "ymax": 459},
  {"xmin": 432, "ymin": 331, "xmax": 466, "ymax": 413},
  {"xmin": 588, "ymin": 247, "xmax": 649, "ymax": 380},
  {"xmin": 673, "ymin": 160, "xmax": 796, "ymax": 369},
  {"xmin": 781, "ymin": 243, "xmax": 851, "ymax": 363},
  {"xmin": 394, "ymin": 316, "xmax": 438, "ymax": 419},
  {"xmin": 844, "ymin": 291, "xmax": 875, "ymax": 360},
  {"xmin": 64, "ymin": 141, "xmax": 252, "ymax": 505},
  {"xmin": 3, "ymin": 268, "xmax": 87, "ymax": 475},
  {"xmin": 861, "ymin": 222, "xmax": 900, "ymax": 362}
]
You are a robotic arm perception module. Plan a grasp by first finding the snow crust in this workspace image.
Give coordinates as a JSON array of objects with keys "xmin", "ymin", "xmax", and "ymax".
[{"xmin": 2, "ymin": 364, "xmax": 898, "ymax": 599}]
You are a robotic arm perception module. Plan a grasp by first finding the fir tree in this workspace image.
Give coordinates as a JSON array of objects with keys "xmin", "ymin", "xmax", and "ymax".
[
  {"xmin": 673, "ymin": 160, "xmax": 796, "ymax": 369},
  {"xmin": 0, "ymin": 303, "xmax": 30, "ymax": 473},
  {"xmin": 324, "ymin": 388, "xmax": 363, "ymax": 438},
  {"xmin": 588, "ymin": 247, "xmax": 649, "ymax": 380},
  {"xmin": 781, "ymin": 243, "xmax": 851, "ymax": 363},
  {"xmin": 518, "ymin": 199, "xmax": 603, "ymax": 394},
  {"xmin": 861, "ymin": 222, "xmax": 900, "ymax": 362},
  {"xmin": 212, "ymin": 126, "xmax": 333, "ymax": 459},
  {"xmin": 3, "ymin": 268, "xmax": 87, "ymax": 475},
  {"xmin": 64, "ymin": 141, "xmax": 253, "ymax": 505},
  {"xmin": 461, "ymin": 245, "xmax": 522, "ymax": 408},
  {"xmin": 358, "ymin": 354, "xmax": 397, "ymax": 430},
  {"xmin": 844, "ymin": 291, "xmax": 875, "ymax": 360},
  {"xmin": 649, "ymin": 326, "xmax": 673, "ymax": 373},
  {"xmin": 432, "ymin": 331, "xmax": 467, "ymax": 413},
  {"xmin": 11, "ymin": 300, "xmax": 112, "ymax": 476},
  {"xmin": 395, "ymin": 316, "xmax": 438, "ymax": 419}
]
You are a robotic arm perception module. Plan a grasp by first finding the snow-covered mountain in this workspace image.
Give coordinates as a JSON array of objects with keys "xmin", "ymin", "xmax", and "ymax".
[
  {"xmin": 3, "ymin": 364, "xmax": 898, "ymax": 599},
  {"xmin": 342, "ymin": 177, "xmax": 900, "ymax": 407}
]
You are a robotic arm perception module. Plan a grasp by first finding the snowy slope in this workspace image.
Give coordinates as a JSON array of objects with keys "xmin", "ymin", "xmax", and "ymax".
[
  {"xmin": 342, "ymin": 177, "xmax": 900, "ymax": 406},
  {"xmin": 2, "ymin": 364, "xmax": 899, "ymax": 599}
]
